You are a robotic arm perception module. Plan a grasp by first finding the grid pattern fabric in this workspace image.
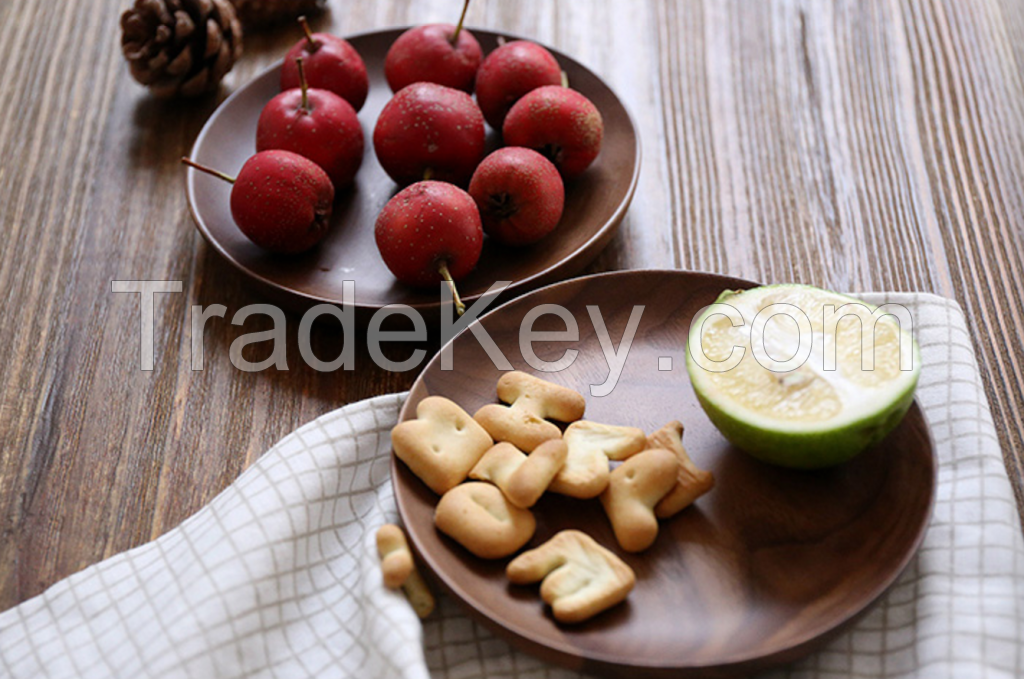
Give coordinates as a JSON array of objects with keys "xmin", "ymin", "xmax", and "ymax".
[{"xmin": 0, "ymin": 292, "xmax": 1021, "ymax": 679}]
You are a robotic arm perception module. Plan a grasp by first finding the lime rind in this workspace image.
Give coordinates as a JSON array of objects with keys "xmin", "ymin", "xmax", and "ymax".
[{"xmin": 686, "ymin": 284, "xmax": 922, "ymax": 469}]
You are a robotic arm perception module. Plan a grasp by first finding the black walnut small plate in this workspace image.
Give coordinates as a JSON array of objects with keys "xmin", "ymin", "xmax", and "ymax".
[
  {"xmin": 185, "ymin": 28, "xmax": 641, "ymax": 321},
  {"xmin": 392, "ymin": 269, "xmax": 936, "ymax": 678}
]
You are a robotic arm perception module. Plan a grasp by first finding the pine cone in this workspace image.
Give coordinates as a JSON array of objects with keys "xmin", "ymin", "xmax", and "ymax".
[
  {"xmin": 121, "ymin": 0, "xmax": 244, "ymax": 98},
  {"xmin": 229, "ymin": 0, "xmax": 327, "ymax": 29}
]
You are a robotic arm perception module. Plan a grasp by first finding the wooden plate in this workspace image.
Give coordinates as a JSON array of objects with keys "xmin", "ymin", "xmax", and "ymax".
[
  {"xmin": 185, "ymin": 28, "xmax": 640, "ymax": 319},
  {"xmin": 392, "ymin": 269, "xmax": 936, "ymax": 678}
]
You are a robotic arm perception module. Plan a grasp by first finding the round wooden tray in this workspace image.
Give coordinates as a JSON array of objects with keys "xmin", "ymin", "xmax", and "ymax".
[
  {"xmin": 392, "ymin": 269, "xmax": 936, "ymax": 678},
  {"xmin": 185, "ymin": 28, "xmax": 640, "ymax": 319}
]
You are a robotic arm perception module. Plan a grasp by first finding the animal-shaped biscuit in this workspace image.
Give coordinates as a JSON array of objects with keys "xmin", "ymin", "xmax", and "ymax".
[
  {"xmin": 648, "ymin": 421, "xmax": 715, "ymax": 518},
  {"xmin": 469, "ymin": 439, "xmax": 568, "ymax": 508},
  {"xmin": 392, "ymin": 396, "xmax": 493, "ymax": 495},
  {"xmin": 548, "ymin": 420, "xmax": 645, "ymax": 498},
  {"xmin": 599, "ymin": 448, "xmax": 678, "ymax": 552},
  {"xmin": 473, "ymin": 371, "xmax": 586, "ymax": 452},
  {"xmin": 434, "ymin": 482, "xmax": 537, "ymax": 559},
  {"xmin": 507, "ymin": 529, "xmax": 636, "ymax": 623},
  {"xmin": 375, "ymin": 524, "xmax": 435, "ymax": 618}
]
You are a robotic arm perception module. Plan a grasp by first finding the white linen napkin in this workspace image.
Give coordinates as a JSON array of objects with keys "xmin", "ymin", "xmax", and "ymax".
[{"xmin": 0, "ymin": 293, "xmax": 1021, "ymax": 679}]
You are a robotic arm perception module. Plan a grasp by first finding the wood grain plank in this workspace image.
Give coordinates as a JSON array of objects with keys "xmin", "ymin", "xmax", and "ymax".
[
  {"xmin": 0, "ymin": 2, "xmax": 126, "ymax": 603},
  {"xmin": 897, "ymin": 0, "xmax": 1024, "ymax": 500},
  {"xmin": 652, "ymin": 0, "xmax": 1024, "ymax": 506}
]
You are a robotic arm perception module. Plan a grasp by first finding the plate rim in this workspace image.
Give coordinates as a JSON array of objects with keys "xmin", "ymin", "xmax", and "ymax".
[
  {"xmin": 185, "ymin": 26, "xmax": 643, "ymax": 314},
  {"xmin": 392, "ymin": 268, "xmax": 938, "ymax": 674}
]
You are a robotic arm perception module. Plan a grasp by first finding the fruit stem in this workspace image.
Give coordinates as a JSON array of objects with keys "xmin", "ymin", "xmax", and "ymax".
[
  {"xmin": 180, "ymin": 157, "xmax": 235, "ymax": 184},
  {"xmin": 296, "ymin": 56, "xmax": 309, "ymax": 112},
  {"xmin": 299, "ymin": 16, "xmax": 319, "ymax": 51},
  {"xmin": 560, "ymin": 70, "xmax": 569, "ymax": 88},
  {"xmin": 438, "ymin": 261, "xmax": 466, "ymax": 316},
  {"xmin": 450, "ymin": 0, "xmax": 471, "ymax": 45},
  {"xmin": 497, "ymin": 35, "xmax": 506, "ymax": 47},
  {"xmin": 423, "ymin": 167, "xmax": 434, "ymax": 181}
]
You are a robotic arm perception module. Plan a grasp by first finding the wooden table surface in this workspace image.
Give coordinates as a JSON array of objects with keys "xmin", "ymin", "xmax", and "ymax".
[{"xmin": 0, "ymin": 0, "xmax": 1021, "ymax": 612}]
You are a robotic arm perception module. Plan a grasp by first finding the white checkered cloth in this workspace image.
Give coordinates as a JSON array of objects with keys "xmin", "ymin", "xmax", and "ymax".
[{"xmin": 0, "ymin": 293, "xmax": 1021, "ymax": 679}]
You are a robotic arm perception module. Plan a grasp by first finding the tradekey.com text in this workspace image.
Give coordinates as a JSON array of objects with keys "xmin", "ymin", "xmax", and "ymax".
[{"xmin": 111, "ymin": 279, "xmax": 915, "ymax": 398}]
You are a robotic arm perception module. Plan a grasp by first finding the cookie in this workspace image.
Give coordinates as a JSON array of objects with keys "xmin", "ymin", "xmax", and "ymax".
[
  {"xmin": 392, "ymin": 396, "xmax": 493, "ymax": 495},
  {"xmin": 401, "ymin": 569, "xmax": 436, "ymax": 619},
  {"xmin": 376, "ymin": 523, "xmax": 414, "ymax": 589},
  {"xmin": 599, "ymin": 448, "xmax": 678, "ymax": 552},
  {"xmin": 648, "ymin": 421, "xmax": 715, "ymax": 518},
  {"xmin": 375, "ymin": 524, "xmax": 435, "ymax": 618},
  {"xmin": 548, "ymin": 419, "xmax": 648, "ymax": 499},
  {"xmin": 434, "ymin": 482, "xmax": 537, "ymax": 559},
  {"xmin": 469, "ymin": 439, "xmax": 568, "ymax": 508},
  {"xmin": 474, "ymin": 371, "xmax": 586, "ymax": 452},
  {"xmin": 469, "ymin": 442, "xmax": 523, "ymax": 488},
  {"xmin": 563, "ymin": 421, "xmax": 647, "ymax": 461},
  {"xmin": 506, "ymin": 529, "xmax": 636, "ymax": 624}
]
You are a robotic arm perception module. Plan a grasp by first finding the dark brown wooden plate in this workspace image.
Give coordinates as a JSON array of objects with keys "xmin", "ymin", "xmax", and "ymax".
[
  {"xmin": 392, "ymin": 269, "xmax": 936, "ymax": 678},
  {"xmin": 185, "ymin": 28, "xmax": 640, "ymax": 319}
]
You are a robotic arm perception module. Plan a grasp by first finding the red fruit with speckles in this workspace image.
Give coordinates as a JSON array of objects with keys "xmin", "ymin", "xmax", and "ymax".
[
  {"xmin": 231, "ymin": 150, "xmax": 334, "ymax": 253},
  {"xmin": 502, "ymin": 85, "xmax": 603, "ymax": 178},
  {"xmin": 475, "ymin": 40, "xmax": 561, "ymax": 130},
  {"xmin": 281, "ymin": 18, "xmax": 369, "ymax": 111},
  {"xmin": 468, "ymin": 147, "xmax": 564, "ymax": 246},
  {"xmin": 257, "ymin": 62, "xmax": 364, "ymax": 187},
  {"xmin": 183, "ymin": 150, "xmax": 334, "ymax": 254},
  {"xmin": 385, "ymin": 23, "xmax": 482, "ymax": 93},
  {"xmin": 375, "ymin": 180, "xmax": 483, "ymax": 288},
  {"xmin": 373, "ymin": 82, "xmax": 485, "ymax": 186}
]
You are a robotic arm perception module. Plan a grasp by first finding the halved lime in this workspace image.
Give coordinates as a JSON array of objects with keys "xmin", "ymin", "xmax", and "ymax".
[{"xmin": 686, "ymin": 284, "xmax": 921, "ymax": 468}]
